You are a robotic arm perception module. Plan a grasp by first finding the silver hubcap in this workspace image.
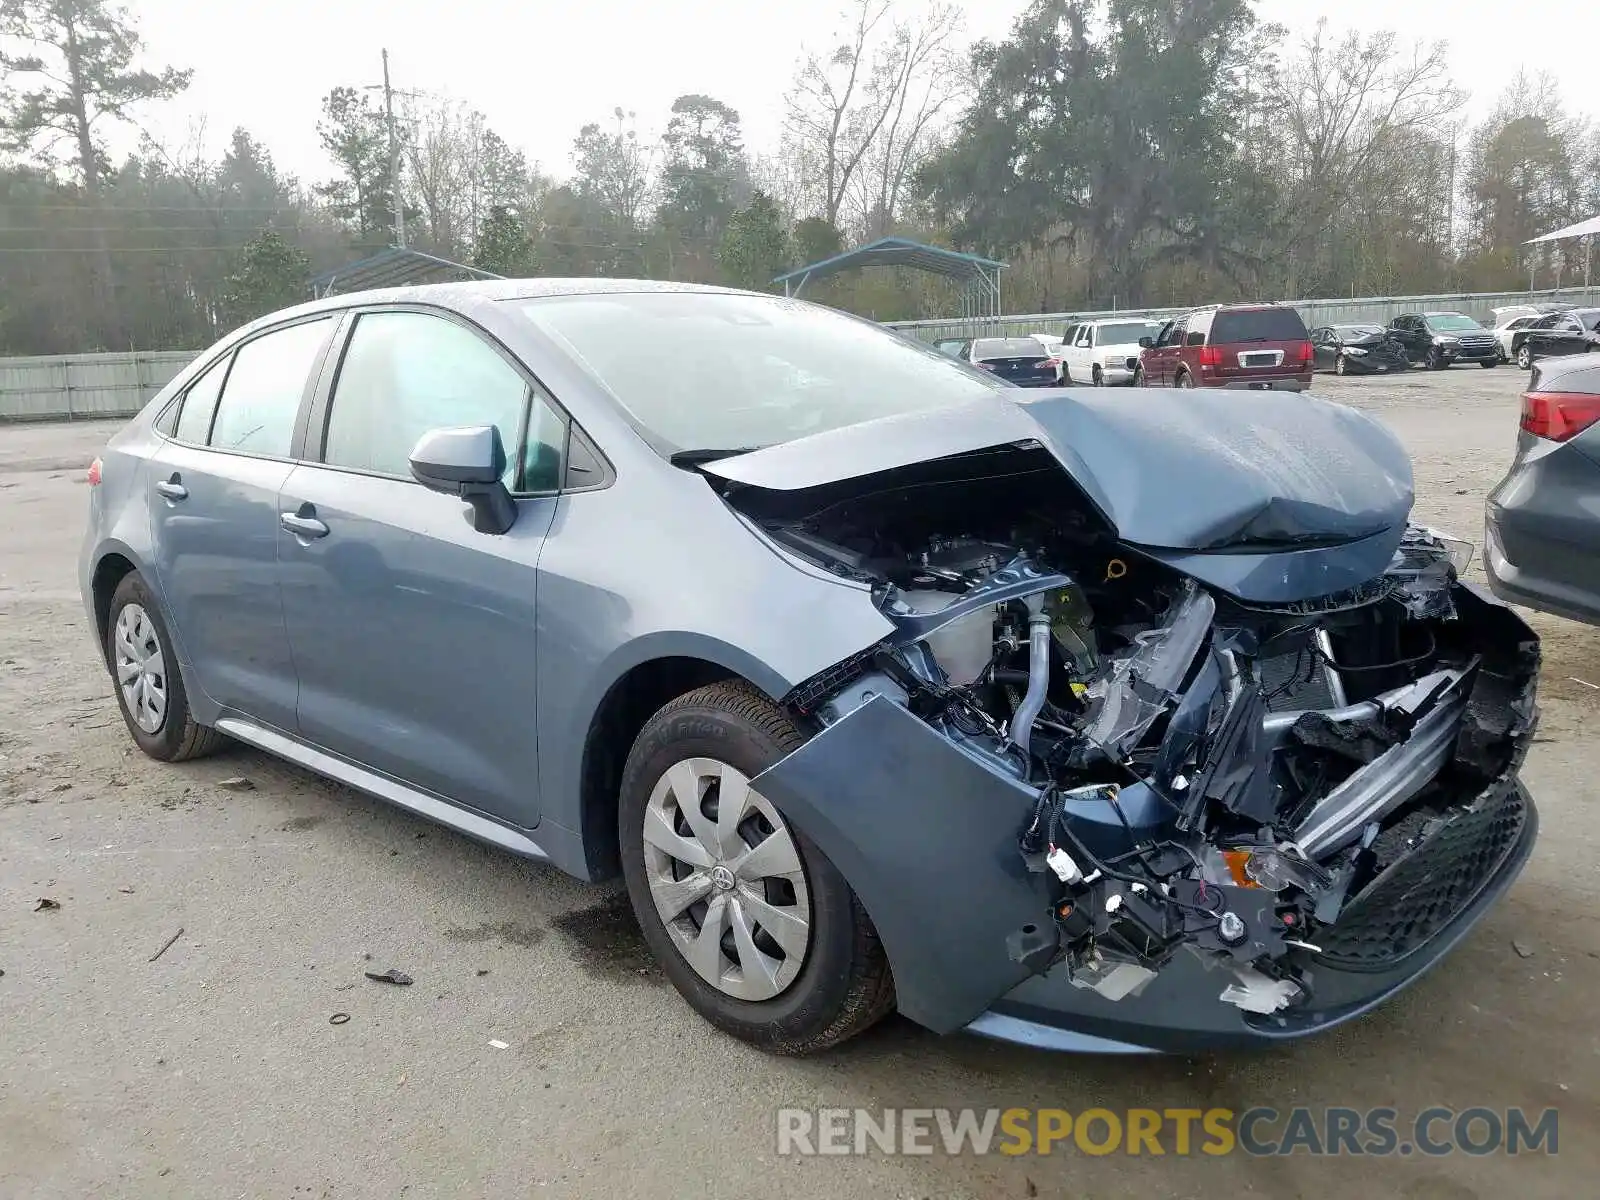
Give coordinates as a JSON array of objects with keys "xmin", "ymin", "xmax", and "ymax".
[
  {"xmin": 114, "ymin": 603, "xmax": 168, "ymax": 733},
  {"xmin": 643, "ymin": 757, "xmax": 811, "ymax": 1001}
]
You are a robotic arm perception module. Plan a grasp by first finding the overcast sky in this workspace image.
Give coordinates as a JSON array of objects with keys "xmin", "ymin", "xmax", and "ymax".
[{"xmin": 126, "ymin": 0, "xmax": 1600, "ymax": 186}]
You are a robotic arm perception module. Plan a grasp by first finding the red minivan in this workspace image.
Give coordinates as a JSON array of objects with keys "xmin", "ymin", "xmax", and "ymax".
[{"xmin": 1136, "ymin": 304, "xmax": 1314, "ymax": 391}]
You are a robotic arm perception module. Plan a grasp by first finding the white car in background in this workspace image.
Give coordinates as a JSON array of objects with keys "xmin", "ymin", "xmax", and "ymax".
[
  {"xmin": 1030, "ymin": 332, "xmax": 1066, "ymax": 382},
  {"xmin": 1060, "ymin": 317, "xmax": 1166, "ymax": 386}
]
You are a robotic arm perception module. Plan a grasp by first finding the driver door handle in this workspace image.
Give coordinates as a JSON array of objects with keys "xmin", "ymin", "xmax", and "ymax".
[
  {"xmin": 155, "ymin": 479, "xmax": 187, "ymax": 501},
  {"xmin": 280, "ymin": 513, "xmax": 329, "ymax": 539}
]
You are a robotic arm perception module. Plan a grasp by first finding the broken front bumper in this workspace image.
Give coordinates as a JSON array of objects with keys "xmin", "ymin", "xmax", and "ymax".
[
  {"xmin": 752, "ymin": 640, "xmax": 1539, "ymax": 1052},
  {"xmin": 971, "ymin": 777, "xmax": 1537, "ymax": 1053}
]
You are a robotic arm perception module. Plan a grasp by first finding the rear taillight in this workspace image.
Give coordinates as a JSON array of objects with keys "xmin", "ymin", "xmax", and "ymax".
[
  {"xmin": 1198, "ymin": 346, "xmax": 1223, "ymax": 368},
  {"xmin": 1296, "ymin": 340, "xmax": 1314, "ymax": 365},
  {"xmin": 87, "ymin": 457, "xmax": 102, "ymax": 486},
  {"xmin": 1520, "ymin": 390, "xmax": 1600, "ymax": 442},
  {"xmin": 1042, "ymin": 357, "xmax": 1061, "ymax": 369}
]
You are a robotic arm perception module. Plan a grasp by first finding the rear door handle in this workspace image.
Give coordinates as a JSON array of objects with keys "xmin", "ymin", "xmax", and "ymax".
[
  {"xmin": 280, "ymin": 513, "xmax": 329, "ymax": 539},
  {"xmin": 156, "ymin": 479, "xmax": 187, "ymax": 501}
]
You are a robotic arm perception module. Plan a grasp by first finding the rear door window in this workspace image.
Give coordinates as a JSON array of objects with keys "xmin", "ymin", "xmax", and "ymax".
[
  {"xmin": 208, "ymin": 318, "xmax": 336, "ymax": 457},
  {"xmin": 172, "ymin": 355, "xmax": 230, "ymax": 445},
  {"xmin": 1209, "ymin": 308, "xmax": 1308, "ymax": 343}
]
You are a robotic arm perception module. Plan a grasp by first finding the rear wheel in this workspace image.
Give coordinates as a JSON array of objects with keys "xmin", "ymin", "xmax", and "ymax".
[
  {"xmin": 1175, "ymin": 370, "xmax": 1194, "ymax": 388},
  {"xmin": 1334, "ymin": 353, "xmax": 1348, "ymax": 376},
  {"xmin": 618, "ymin": 681, "xmax": 894, "ymax": 1053},
  {"xmin": 1517, "ymin": 343, "xmax": 1533, "ymax": 370},
  {"xmin": 105, "ymin": 572, "xmax": 225, "ymax": 762}
]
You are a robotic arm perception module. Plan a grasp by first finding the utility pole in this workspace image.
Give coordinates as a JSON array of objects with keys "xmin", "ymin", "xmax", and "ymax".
[{"xmin": 382, "ymin": 49, "xmax": 406, "ymax": 249}]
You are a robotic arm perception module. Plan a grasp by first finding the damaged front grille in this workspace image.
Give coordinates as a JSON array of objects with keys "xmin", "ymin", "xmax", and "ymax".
[{"xmin": 1313, "ymin": 784, "xmax": 1531, "ymax": 971}]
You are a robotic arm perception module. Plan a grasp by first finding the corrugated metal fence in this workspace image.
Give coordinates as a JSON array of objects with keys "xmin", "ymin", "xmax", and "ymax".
[
  {"xmin": 884, "ymin": 287, "xmax": 1600, "ymax": 343},
  {"xmin": 0, "ymin": 351, "xmax": 193, "ymax": 423},
  {"xmin": 4, "ymin": 286, "xmax": 1599, "ymax": 420}
]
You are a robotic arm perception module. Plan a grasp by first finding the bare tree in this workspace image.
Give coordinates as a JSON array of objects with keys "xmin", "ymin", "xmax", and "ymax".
[
  {"xmin": 781, "ymin": 0, "xmax": 895, "ymax": 231},
  {"xmin": 1267, "ymin": 20, "xmax": 1466, "ymax": 293},
  {"xmin": 845, "ymin": 3, "xmax": 966, "ymax": 237}
]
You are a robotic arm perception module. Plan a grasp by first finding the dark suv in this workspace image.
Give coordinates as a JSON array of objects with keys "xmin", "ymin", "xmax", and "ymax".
[
  {"xmin": 1135, "ymin": 304, "xmax": 1313, "ymax": 391},
  {"xmin": 1386, "ymin": 312, "xmax": 1499, "ymax": 369}
]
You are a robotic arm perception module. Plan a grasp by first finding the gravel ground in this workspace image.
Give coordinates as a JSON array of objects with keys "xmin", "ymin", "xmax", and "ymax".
[{"xmin": 2, "ymin": 368, "xmax": 1597, "ymax": 1198}]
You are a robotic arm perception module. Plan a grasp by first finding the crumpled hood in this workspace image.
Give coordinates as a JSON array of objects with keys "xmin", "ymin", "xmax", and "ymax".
[{"xmin": 703, "ymin": 387, "xmax": 1414, "ymax": 553}]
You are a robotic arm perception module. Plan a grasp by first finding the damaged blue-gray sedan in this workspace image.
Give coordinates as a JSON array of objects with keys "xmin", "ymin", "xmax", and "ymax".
[{"xmin": 80, "ymin": 281, "xmax": 1540, "ymax": 1055}]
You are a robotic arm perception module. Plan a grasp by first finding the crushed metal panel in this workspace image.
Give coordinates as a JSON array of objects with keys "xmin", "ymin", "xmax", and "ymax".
[{"xmin": 750, "ymin": 694, "xmax": 1054, "ymax": 1034}]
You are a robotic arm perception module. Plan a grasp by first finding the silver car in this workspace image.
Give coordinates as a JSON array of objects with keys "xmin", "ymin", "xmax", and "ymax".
[{"xmin": 82, "ymin": 280, "xmax": 1540, "ymax": 1055}]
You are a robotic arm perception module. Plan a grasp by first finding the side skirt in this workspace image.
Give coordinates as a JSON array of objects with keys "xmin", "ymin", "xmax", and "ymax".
[{"xmin": 213, "ymin": 716, "xmax": 549, "ymax": 861}]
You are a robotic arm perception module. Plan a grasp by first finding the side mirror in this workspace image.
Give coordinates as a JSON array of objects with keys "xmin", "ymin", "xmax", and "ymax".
[
  {"xmin": 409, "ymin": 425, "xmax": 517, "ymax": 535},
  {"xmin": 1137, "ymin": 336, "xmax": 1154, "ymax": 348}
]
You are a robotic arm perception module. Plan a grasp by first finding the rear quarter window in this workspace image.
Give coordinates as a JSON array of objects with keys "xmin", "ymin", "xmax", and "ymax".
[{"xmin": 1209, "ymin": 308, "xmax": 1308, "ymax": 343}]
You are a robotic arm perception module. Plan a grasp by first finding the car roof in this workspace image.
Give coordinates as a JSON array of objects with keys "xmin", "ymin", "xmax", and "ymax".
[{"xmin": 230, "ymin": 277, "xmax": 759, "ymax": 338}]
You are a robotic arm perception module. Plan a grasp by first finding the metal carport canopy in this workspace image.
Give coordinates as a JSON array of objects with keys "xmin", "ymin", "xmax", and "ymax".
[
  {"xmin": 771, "ymin": 236, "xmax": 1004, "ymax": 294},
  {"xmin": 307, "ymin": 246, "xmax": 504, "ymax": 298},
  {"xmin": 772, "ymin": 236, "xmax": 1006, "ymax": 335},
  {"xmin": 1526, "ymin": 215, "xmax": 1600, "ymax": 244}
]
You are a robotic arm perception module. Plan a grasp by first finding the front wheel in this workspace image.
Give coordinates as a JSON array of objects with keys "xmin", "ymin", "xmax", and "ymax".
[
  {"xmin": 1091, "ymin": 365, "xmax": 1104, "ymax": 386},
  {"xmin": 105, "ymin": 572, "xmax": 226, "ymax": 761},
  {"xmin": 1480, "ymin": 359, "xmax": 1497, "ymax": 368},
  {"xmin": 1131, "ymin": 365, "xmax": 1145, "ymax": 387},
  {"xmin": 1426, "ymin": 348, "xmax": 1446, "ymax": 370},
  {"xmin": 619, "ymin": 681, "xmax": 894, "ymax": 1054},
  {"xmin": 1517, "ymin": 344, "xmax": 1533, "ymax": 370}
]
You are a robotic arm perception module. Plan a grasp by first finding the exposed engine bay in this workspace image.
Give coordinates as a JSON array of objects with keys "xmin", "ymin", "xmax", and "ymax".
[{"xmin": 743, "ymin": 469, "xmax": 1540, "ymax": 1027}]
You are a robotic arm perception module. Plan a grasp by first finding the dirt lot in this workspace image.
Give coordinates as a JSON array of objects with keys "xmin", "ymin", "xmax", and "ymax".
[{"xmin": 2, "ymin": 367, "xmax": 1597, "ymax": 1198}]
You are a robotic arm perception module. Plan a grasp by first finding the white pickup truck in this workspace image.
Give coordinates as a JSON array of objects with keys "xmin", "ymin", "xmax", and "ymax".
[{"xmin": 1060, "ymin": 317, "xmax": 1166, "ymax": 385}]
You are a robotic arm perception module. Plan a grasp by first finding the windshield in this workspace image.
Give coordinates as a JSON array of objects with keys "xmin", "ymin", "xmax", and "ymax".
[
  {"xmin": 1425, "ymin": 314, "xmax": 1483, "ymax": 332},
  {"xmin": 513, "ymin": 292, "xmax": 1010, "ymax": 454},
  {"xmin": 972, "ymin": 337, "xmax": 1047, "ymax": 360},
  {"xmin": 1097, "ymin": 321, "xmax": 1160, "ymax": 344}
]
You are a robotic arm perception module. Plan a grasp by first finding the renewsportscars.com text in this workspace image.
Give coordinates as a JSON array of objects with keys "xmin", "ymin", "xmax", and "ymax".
[{"xmin": 775, "ymin": 1106, "xmax": 1559, "ymax": 1158}]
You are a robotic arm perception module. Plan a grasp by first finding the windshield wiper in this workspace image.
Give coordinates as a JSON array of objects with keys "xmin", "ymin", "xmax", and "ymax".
[{"xmin": 669, "ymin": 446, "xmax": 765, "ymax": 468}]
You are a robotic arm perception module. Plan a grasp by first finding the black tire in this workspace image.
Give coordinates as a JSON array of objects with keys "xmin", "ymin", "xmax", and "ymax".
[
  {"xmin": 1091, "ymin": 365, "xmax": 1104, "ymax": 386},
  {"xmin": 618, "ymin": 681, "xmax": 894, "ymax": 1054},
  {"xmin": 1132, "ymin": 365, "xmax": 1145, "ymax": 387},
  {"xmin": 1334, "ymin": 353, "xmax": 1347, "ymax": 376},
  {"xmin": 1517, "ymin": 343, "xmax": 1533, "ymax": 370},
  {"xmin": 105, "ymin": 572, "xmax": 226, "ymax": 762},
  {"xmin": 1426, "ymin": 348, "xmax": 1446, "ymax": 370},
  {"xmin": 1480, "ymin": 359, "xmax": 1496, "ymax": 368},
  {"xmin": 1175, "ymin": 369, "xmax": 1194, "ymax": 388}
]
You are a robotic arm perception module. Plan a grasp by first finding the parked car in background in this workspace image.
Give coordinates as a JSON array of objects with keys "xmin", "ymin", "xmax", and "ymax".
[
  {"xmin": 1509, "ymin": 308, "xmax": 1600, "ymax": 369},
  {"xmin": 1030, "ymin": 332, "xmax": 1067, "ymax": 383},
  {"xmin": 947, "ymin": 336, "xmax": 1061, "ymax": 387},
  {"xmin": 1135, "ymin": 303, "xmax": 1312, "ymax": 391},
  {"xmin": 1309, "ymin": 324, "xmax": 1412, "ymax": 375},
  {"xmin": 1386, "ymin": 312, "xmax": 1499, "ymax": 369},
  {"xmin": 79, "ymin": 278, "xmax": 1542, "ymax": 1056},
  {"xmin": 1493, "ymin": 314, "xmax": 1544, "ymax": 363},
  {"xmin": 1060, "ymin": 318, "xmax": 1164, "ymax": 386},
  {"xmin": 1487, "ymin": 354, "xmax": 1600, "ymax": 624}
]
